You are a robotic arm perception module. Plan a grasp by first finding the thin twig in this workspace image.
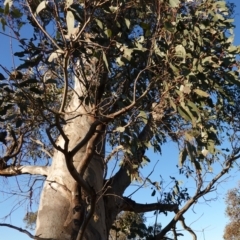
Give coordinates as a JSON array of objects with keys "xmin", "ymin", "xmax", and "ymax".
[
  {"xmin": 26, "ymin": 0, "xmax": 62, "ymax": 51},
  {"xmin": 0, "ymin": 223, "xmax": 54, "ymax": 240}
]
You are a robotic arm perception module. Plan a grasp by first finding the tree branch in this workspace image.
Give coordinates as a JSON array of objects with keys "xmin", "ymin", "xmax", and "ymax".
[
  {"xmin": 30, "ymin": 138, "xmax": 53, "ymax": 158},
  {"xmin": 0, "ymin": 165, "xmax": 49, "ymax": 176},
  {"xmin": 109, "ymin": 116, "xmax": 153, "ymax": 196},
  {"xmin": 26, "ymin": 0, "xmax": 62, "ymax": 51},
  {"xmin": 59, "ymin": 54, "xmax": 70, "ymax": 113},
  {"xmin": 179, "ymin": 216, "xmax": 196, "ymax": 240},
  {"xmin": 0, "ymin": 223, "xmax": 54, "ymax": 240},
  {"xmin": 70, "ymin": 120, "xmax": 102, "ymax": 157},
  {"xmin": 121, "ymin": 197, "xmax": 178, "ymax": 213},
  {"xmin": 154, "ymin": 151, "xmax": 240, "ymax": 240}
]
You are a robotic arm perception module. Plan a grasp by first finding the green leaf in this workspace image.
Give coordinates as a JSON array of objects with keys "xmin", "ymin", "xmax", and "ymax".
[
  {"xmin": 18, "ymin": 79, "xmax": 39, "ymax": 87},
  {"xmin": 179, "ymin": 148, "xmax": 187, "ymax": 168},
  {"xmin": 175, "ymin": 45, "xmax": 186, "ymax": 63},
  {"xmin": 4, "ymin": 1, "xmax": 10, "ymax": 15},
  {"xmin": 48, "ymin": 50, "xmax": 64, "ymax": 62},
  {"xmin": 177, "ymin": 106, "xmax": 191, "ymax": 122},
  {"xmin": 0, "ymin": 104, "xmax": 13, "ymax": 116},
  {"xmin": 124, "ymin": 18, "xmax": 130, "ymax": 29},
  {"xmin": 109, "ymin": 6, "xmax": 118, "ymax": 13},
  {"xmin": 14, "ymin": 51, "xmax": 26, "ymax": 57},
  {"xmin": 169, "ymin": 63, "xmax": 179, "ymax": 75},
  {"xmin": 173, "ymin": 186, "xmax": 179, "ymax": 195},
  {"xmin": 16, "ymin": 118, "xmax": 23, "ymax": 128},
  {"xmin": 138, "ymin": 111, "xmax": 148, "ymax": 124},
  {"xmin": 44, "ymin": 79, "xmax": 58, "ymax": 84},
  {"xmin": 0, "ymin": 18, "xmax": 6, "ymax": 31},
  {"xmin": 170, "ymin": 99, "xmax": 176, "ymax": 111},
  {"xmin": 193, "ymin": 89, "xmax": 209, "ymax": 98},
  {"xmin": 104, "ymin": 29, "xmax": 112, "ymax": 38},
  {"xmin": 151, "ymin": 189, "xmax": 156, "ymax": 196},
  {"xmin": 193, "ymin": 160, "xmax": 201, "ymax": 172},
  {"xmin": 116, "ymin": 126, "xmax": 125, "ymax": 132},
  {"xmin": 164, "ymin": 21, "xmax": 175, "ymax": 32},
  {"xmin": 0, "ymin": 73, "xmax": 5, "ymax": 80},
  {"xmin": 35, "ymin": 1, "xmax": 47, "ymax": 16},
  {"xmin": 169, "ymin": 0, "xmax": 180, "ymax": 8},
  {"xmin": 123, "ymin": 47, "xmax": 134, "ymax": 61},
  {"xmin": 95, "ymin": 19, "xmax": 103, "ymax": 29},
  {"xmin": 29, "ymin": 87, "xmax": 43, "ymax": 95},
  {"xmin": 186, "ymin": 141, "xmax": 197, "ymax": 162},
  {"xmin": 102, "ymin": 51, "xmax": 110, "ymax": 72},
  {"xmin": 4, "ymin": 0, "xmax": 13, "ymax": 8},
  {"xmin": 11, "ymin": 8, "xmax": 23, "ymax": 18},
  {"xmin": 187, "ymin": 101, "xmax": 200, "ymax": 116}
]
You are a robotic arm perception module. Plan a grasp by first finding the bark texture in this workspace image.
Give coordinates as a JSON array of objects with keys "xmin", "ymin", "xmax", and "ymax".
[{"xmin": 35, "ymin": 81, "xmax": 107, "ymax": 239}]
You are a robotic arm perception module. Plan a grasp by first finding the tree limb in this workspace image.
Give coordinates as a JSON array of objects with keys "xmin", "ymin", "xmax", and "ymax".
[
  {"xmin": 70, "ymin": 120, "xmax": 102, "ymax": 157},
  {"xmin": 30, "ymin": 138, "xmax": 53, "ymax": 158},
  {"xmin": 179, "ymin": 216, "xmax": 196, "ymax": 240},
  {"xmin": 154, "ymin": 151, "xmax": 240, "ymax": 240},
  {"xmin": 0, "ymin": 165, "xmax": 49, "ymax": 176},
  {"xmin": 0, "ymin": 223, "xmax": 54, "ymax": 240},
  {"xmin": 26, "ymin": 0, "xmax": 62, "ymax": 51},
  {"xmin": 121, "ymin": 197, "xmax": 178, "ymax": 213},
  {"xmin": 2, "ymin": 134, "xmax": 24, "ymax": 163},
  {"xmin": 109, "ymin": 116, "xmax": 153, "ymax": 196}
]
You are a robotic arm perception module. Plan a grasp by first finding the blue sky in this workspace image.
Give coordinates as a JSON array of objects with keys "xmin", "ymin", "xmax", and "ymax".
[{"xmin": 1, "ymin": 1, "xmax": 240, "ymax": 240}]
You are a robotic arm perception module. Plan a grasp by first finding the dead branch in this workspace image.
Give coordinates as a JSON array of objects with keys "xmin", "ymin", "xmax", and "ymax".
[
  {"xmin": 0, "ymin": 223, "xmax": 53, "ymax": 240},
  {"xmin": 0, "ymin": 165, "xmax": 49, "ymax": 177}
]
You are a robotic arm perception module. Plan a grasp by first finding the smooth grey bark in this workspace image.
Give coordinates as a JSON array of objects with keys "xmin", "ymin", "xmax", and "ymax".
[{"xmin": 35, "ymin": 81, "xmax": 107, "ymax": 239}]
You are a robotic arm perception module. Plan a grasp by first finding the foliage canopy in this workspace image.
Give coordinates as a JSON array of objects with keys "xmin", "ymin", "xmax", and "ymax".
[{"xmin": 0, "ymin": 0, "xmax": 240, "ymax": 239}]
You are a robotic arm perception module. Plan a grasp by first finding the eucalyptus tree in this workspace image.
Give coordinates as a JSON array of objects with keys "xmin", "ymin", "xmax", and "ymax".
[
  {"xmin": 0, "ymin": 0, "xmax": 240, "ymax": 239},
  {"xmin": 223, "ymin": 182, "xmax": 240, "ymax": 240}
]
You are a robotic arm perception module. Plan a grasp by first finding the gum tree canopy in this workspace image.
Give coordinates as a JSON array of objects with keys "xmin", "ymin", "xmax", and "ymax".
[{"xmin": 0, "ymin": 0, "xmax": 240, "ymax": 239}]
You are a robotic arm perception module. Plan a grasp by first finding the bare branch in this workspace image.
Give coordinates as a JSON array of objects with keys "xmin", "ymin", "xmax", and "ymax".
[
  {"xmin": 59, "ymin": 55, "xmax": 70, "ymax": 113},
  {"xmin": 0, "ymin": 165, "xmax": 49, "ymax": 177},
  {"xmin": 2, "ymin": 134, "xmax": 24, "ymax": 163},
  {"xmin": 46, "ymin": 128, "xmax": 63, "ymax": 153},
  {"xmin": 30, "ymin": 138, "xmax": 53, "ymax": 158},
  {"xmin": 26, "ymin": 0, "xmax": 62, "ymax": 51},
  {"xmin": 70, "ymin": 120, "xmax": 102, "ymax": 157},
  {"xmin": 0, "ymin": 223, "xmax": 54, "ymax": 240},
  {"xmin": 179, "ymin": 216, "xmax": 197, "ymax": 240},
  {"xmin": 76, "ymin": 194, "xmax": 97, "ymax": 240},
  {"xmin": 65, "ymin": 153, "xmax": 93, "ymax": 195},
  {"xmin": 121, "ymin": 197, "xmax": 178, "ymax": 213},
  {"xmin": 154, "ymin": 151, "xmax": 240, "ymax": 239}
]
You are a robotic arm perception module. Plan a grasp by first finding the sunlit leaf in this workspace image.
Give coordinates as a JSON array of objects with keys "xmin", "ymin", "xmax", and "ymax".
[
  {"xmin": 169, "ymin": 0, "xmax": 180, "ymax": 8},
  {"xmin": 102, "ymin": 51, "xmax": 110, "ymax": 72},
  {"xmin": 124, "ymin": 18, "xmax": 130, "ymax": 29},
  {"xmin": 48, "ymin": 50, "xmax": 64, "ymax": 62},
  {"xmin": 116, "ymin": 126, "xmax": 125, "ymax": 132},
  {"xmin": 193, "ymin": 89, "xmax": 209, "ymax": 98},
  {"xmin": 35, "ymin": 1, "xmax": 47, "ymax": 16},
  {"xmin": 66, "ymin": 11, "xmax": 75, "ymax": 36}
]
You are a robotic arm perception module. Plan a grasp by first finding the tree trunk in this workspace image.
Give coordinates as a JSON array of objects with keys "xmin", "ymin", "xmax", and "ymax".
[{"xmin": 35, "ymin": 83, "xmax": 108, "ymax": 239}]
